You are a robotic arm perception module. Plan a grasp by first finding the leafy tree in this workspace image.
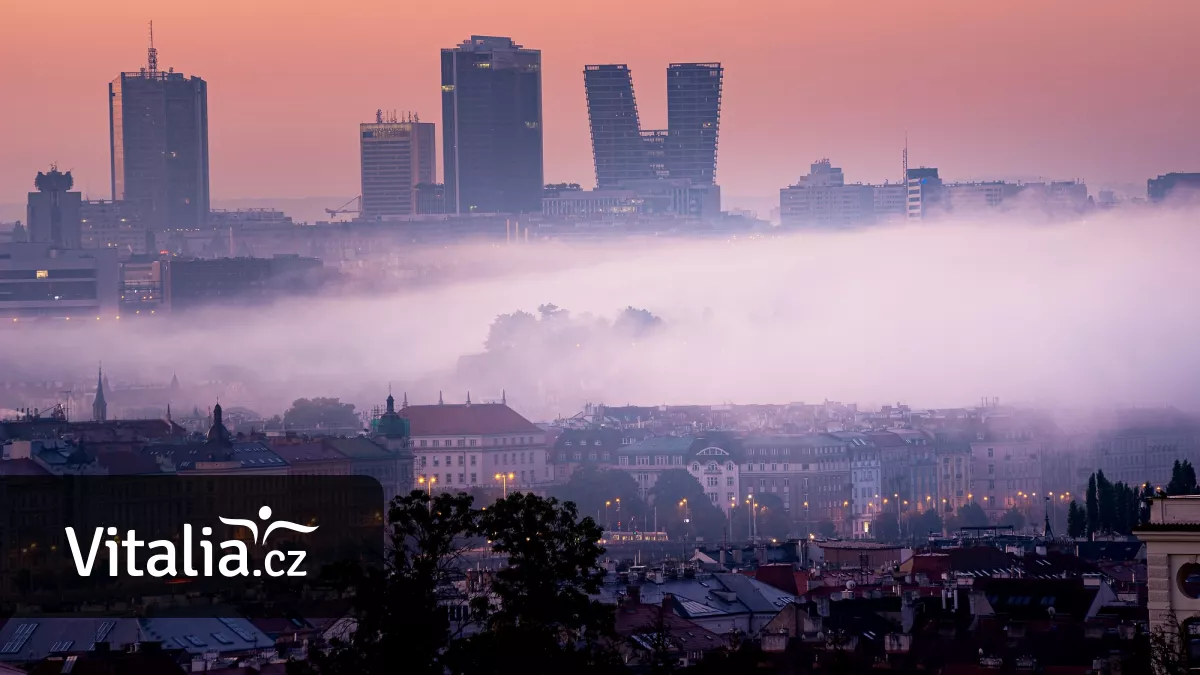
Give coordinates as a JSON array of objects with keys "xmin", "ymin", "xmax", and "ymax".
[
  {"xmin": 998, "ymin": 507, "xmax": 1026, "ymax": 532},
  {"xmin": 547, "ymin": 466, "xmax": 645, "ymax": 531},
  {"xmin": 1086, "ymin": 473, "xmax": 1099, "ymax": 537},
  {"xmin": 950, "ymin": 502, "xmax": 988, "ymax": 530},
  {"xmin": 1067, "ymin": 500, "xmax": 1086, "ymax": 538},
  {"xmin": 871, "ymin": 511, "xmax": 900, "ymax": 542},
  {"xmin": 444, "ymin": 493, "xmax": 622, "ymax": 675},
  {"xmin": 1147, "ymin": 612, "xmax": 1190, "ymax": 675},
  {"xmin": 296, "ymin": 490, "xmax": 480, "ymax": 675},
  {"xmin": 1168, "ymin": 460, "xmax": 1198, "ymax": 496},
  {"xmin": 649, "ymin": 469, "xmax": 726, "ymax": 541},
  {"xmin": 1097, "ymin": 470, "xmax": 1116, "ymax": 533},
  {"xmin": 484, "ymin": 310, "xmax": 538, "ymax": 352},
  {"xmin": 283, "ymin": 397, "xmax": 360, "ymax": 431},
  {"xmin": 613, "ymin": 307, "xmax": 663, "ymax": 338},
  {"xmin": 752, "ymin": 492, "xmax": 791, "ymax": 541},
  {"xmin": 816, "ymin": 519, "xmax": 837, "ymax": 538},
  {"xmin": 908, "ymin": 509, "xmax": 943, "ymax": 539}
]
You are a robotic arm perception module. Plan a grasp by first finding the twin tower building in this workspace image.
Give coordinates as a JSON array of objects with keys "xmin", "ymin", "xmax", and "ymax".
[{"xmin": 361, "ymin": 35, "xmax": 724, "ymax": 219}]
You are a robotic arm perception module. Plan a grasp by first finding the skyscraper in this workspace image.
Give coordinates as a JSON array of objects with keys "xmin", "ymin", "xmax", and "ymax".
[
  {"xmin": 109, "ymin": 26, "xmax": 209, "ymax": 230},
  {"xmin": 27, "ymin": 166, "xmax": 82, "ymax": 248},
  {"xmin": 584, "ymin": 65, "xmax": 653, "ymax": 187},
  {"xmin": 441, "ymin": 36, "xmax": 543, "ymax": 214},
  {"xmin": 360, "ymin": 111, "xmax": 436, "ymax": 219},
  {"xmin": 665, "ymin": 63, "xmax": 723, "ymax": 185}
]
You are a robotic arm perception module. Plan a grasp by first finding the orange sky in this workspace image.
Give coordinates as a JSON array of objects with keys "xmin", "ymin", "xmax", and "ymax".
[{"xmin": 2, "ymin": 0, "xmax": 1197, "ymax": 206}]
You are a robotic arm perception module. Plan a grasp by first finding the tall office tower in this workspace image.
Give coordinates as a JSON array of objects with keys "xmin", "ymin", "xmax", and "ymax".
[
  {"xmin": 641, "ymin": 130, "xmax": 670, "ymax": 179},
  {"xmin": 109, "ymin": 25, "xmax": 209, "ymax": 230},
  {"xmin": 665, "ymin": 63, "xmax": 723, "ymax": 185},
  {"xmin": 584, "ymin": 65, "xmax": 653, "ymax": 187},
  {"xmin": 27, "ymin": 166, "xmax": 82, "ymax": 248},
  {"xmin": 441, "ymin": 35, "xmax": 543, "ymax": 214},
  {"xmin": 360, "ymin": 111, "xmax": 436, "ymax": 218}
]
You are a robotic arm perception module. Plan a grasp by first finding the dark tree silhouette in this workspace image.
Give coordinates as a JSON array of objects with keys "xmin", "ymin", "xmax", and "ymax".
[
  {"xmin": 950, "ymin": 503, "xmax": 988, "ymax": 530},
  {"xmin": 1067, "ymin": 500, "xmax": 1086, "ymax": 538},
  {"xmin": 1168, "ymin": 460, "xmax": 1198, "ymax": 496},
  {"xmin": 816, "ymin": 519, "xmax": 837, "ymax": 538},
  {"xmin": 998, "ymin": 507, "xmax": 1026, "ymax": 532},
  {"xmin": 1086, "ymin": 474, "xmax": 1099, "ymax": 536},
  {"xmin": 484, "ymin": 310, "xmax": 538, "ymax": 351},
  {"xmin": 283, "ymin": 397, "xmax": 360, "ymax": 431},
  {"xmin": 547, "ymin": 466, "xmax": 645, "ymax": 530},
  {"xmin": 295, "ymin": 491, "xmax": 480, "ymax": 675},
  {"xmin": 649, "ymin": 469, "xmax": 726, "ymax": 541},
  {"xmin": 908, "ymin": 509, "xmax": 944, "ymax": 539},
  {"xmin": 871, "ymin": 511, "xmax": 900, "ymax": 542},
  {"xmin": 444, "ymin": 493, "xmax": 622, "ymax": 675}
]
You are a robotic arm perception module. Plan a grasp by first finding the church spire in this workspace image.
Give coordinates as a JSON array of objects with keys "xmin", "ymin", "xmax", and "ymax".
[
  {"xmin": 502, "ymin": 389, "xmax": 506, "ymax": 405},
  {"xmin": 438, "ymin": 391, "xmax": 443, "ymax": 405},
  {"xmin": 466, "ymin": 391, "xmax": 471, "ymax": 406},
  {"xmin": 402, "ymin": 392, "xmax": 408, "ymax": 409},
  {"xmin": 93, "ymin": 364, "xmax": 107, "ymax": 422}
]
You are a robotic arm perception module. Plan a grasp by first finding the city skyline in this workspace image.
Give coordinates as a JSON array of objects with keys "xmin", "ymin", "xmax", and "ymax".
[{"xmin": 2, "ymin": 0, "xmax": 1198, "ymax": 208}]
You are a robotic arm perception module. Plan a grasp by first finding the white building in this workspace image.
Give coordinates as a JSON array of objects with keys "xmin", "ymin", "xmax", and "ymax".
[
  {"xmin": 688, "ymin": 445, "xmax": 740, "ymax": 516},
  {"xmin": 780, "ymin": 160, "xmax": 896, "ymax": 228},
  {"xmin": 402, "ymin": 398, "xmax": 549, "ymax": 492},
  {"xmin": 838, "ymin": 433, "xmax": 882, "ymax": 538},
  {"xmin": 1138, "ymin": 495, "xmax": 1200, "ymax": 648}
]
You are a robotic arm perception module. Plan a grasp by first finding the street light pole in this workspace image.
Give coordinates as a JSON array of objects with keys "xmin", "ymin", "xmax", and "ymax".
[{"xmin": 494, "ymin": 472, "xmax": 514, "ymax": 498}]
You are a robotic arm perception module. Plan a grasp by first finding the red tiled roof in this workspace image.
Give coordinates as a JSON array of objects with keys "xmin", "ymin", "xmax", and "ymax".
[
  {"xmin": 0, "ymin": 458, "xmax": 50, "ymax": 476},
  {"xmin": 401, "ymin": 403, "xmax": 541, "ymax": 436}
]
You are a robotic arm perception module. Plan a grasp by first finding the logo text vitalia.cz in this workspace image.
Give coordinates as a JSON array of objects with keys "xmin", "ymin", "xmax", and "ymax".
[{"xmin": 64, "ymin": 506, "xmax": 318, "ymax": 579}]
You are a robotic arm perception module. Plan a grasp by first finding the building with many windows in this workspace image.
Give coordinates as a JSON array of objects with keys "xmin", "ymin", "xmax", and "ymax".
[
  {"xmin": 360, "ymin": 114, "xmax": 436, "ymax": 219},
  {"xmin": 0, "ymin": 243, "xmax": 120, "ymax": 320},
  {"xmin": 402, "ymin": 395, "xmax": 548, "ymax": 492},
  {"xmin": 665, "ymin": 63, "xmax": 723, "ymax": 185},
  {"xmin": 109, "ymin": 38, "xmax": 209, "ymax": 230},
  {"xmin": 441, "ymin": 35, "xmax": 543, "ymax": 214},
  {"xmin": 584, "ymin": 65, "xmax": 653, "ymax": 187}
]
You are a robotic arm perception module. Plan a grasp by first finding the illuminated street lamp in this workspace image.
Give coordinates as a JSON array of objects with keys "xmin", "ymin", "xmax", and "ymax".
[{"xmin": 494, "ymin": 472, "xmax": 515, "ymax": 497}]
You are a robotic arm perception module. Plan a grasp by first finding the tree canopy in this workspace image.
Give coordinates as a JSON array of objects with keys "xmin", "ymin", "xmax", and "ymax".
[
  {"xmin": 296, "ymin": 490, "xmax": 623, "ymax": 675},
  {"xmin": 283, "ymin": 397, "xmax": 360, "ymax": 431}
]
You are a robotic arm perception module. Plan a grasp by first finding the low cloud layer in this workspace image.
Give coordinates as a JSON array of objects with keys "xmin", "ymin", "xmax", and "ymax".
[{"xmin": 4, "ymin": 208, "xmax": 1199, "ymax": 420}]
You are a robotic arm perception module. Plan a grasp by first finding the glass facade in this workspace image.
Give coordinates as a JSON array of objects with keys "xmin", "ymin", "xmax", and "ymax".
[
  {"xmin": 666, "ymin": 63, "xmax": 723, "ymax": 185},
  {"xmin": 441, "ymin": 36, "xmax": 543, "ymax": 214},
  {"xmin": 109, "ymin": 71, "xmax": 210, "ymax": 230},
  {"xmin": 584, "ymin": 65, "xmax": 653, "ymax": 187}
]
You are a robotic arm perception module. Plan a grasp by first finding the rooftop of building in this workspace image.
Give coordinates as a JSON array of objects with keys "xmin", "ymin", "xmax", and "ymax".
[{"xmin": 401, "ymin": 402, "xmax": 541, "ymax": 436}]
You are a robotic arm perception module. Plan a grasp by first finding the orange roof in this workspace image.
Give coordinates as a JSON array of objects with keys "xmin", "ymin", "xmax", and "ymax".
[{"xmin": 401, "ymin": 403, "xmax": 541, "ymax": 436}]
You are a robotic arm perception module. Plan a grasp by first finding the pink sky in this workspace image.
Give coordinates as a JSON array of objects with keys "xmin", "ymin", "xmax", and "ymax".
[{"xmin": 1, "ymin": 0, "xmax": 1197, "ymax": 206}]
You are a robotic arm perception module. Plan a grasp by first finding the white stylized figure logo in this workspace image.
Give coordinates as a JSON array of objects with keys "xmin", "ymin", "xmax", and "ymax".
[{"xmin": 220, "ymin": 506, "xmax": 319, "ymax": 545}]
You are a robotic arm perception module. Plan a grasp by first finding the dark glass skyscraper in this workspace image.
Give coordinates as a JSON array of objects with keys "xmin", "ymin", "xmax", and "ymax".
[
  {"xmin": 666, "ymin": 63, "xmax": 723, "ymax": 185},
  {"xmin": 109, "ymin": 38, "xmax": 209, "ymax": 230},
  {"xmin": 441, "ymin": 35, "xmax": 543, "ymax": 214},
  {"xmin": 584, "ymin": 65, "xmax": 653, "ymax": 187}
]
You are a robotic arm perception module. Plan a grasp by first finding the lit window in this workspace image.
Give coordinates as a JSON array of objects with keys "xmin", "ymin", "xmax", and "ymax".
[{"xmin": 36, "ymin": 270, "xmax": 48, "ymax": 279}]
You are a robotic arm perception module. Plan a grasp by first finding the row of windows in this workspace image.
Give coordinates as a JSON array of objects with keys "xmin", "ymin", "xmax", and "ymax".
[
  {"xmin": 417, "ymin": 468, "xmax": 550, "ymax": 485},
  {"xmin": 418, "ymin": 452, "xmax": 540, "ymax": 468},
  {"xmin": 417, "ymin": 435, "xmax": 536, "ymax": 449}
]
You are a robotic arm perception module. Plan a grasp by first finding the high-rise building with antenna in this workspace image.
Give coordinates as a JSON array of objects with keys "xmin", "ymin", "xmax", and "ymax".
[{"xmin": 108, "ymin": 22, "xmax": 209, "ymax": 230}]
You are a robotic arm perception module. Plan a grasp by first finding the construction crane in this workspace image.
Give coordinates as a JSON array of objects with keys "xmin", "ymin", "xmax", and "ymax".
[{"xmin": 325, "ymin": 196, "xmax": 361, "ymax": 220}]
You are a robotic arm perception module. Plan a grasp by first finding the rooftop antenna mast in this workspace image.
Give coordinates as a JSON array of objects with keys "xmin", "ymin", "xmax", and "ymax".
[
  {"xmin": 902, "ymin": 131, "xmax": 908, "ymax": 185},
  {"xmin": 147, "ymin": 21, "xmax": 158, "ymax": 74}
]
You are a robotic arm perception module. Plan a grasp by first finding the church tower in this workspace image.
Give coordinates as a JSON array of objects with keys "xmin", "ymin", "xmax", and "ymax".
[{"xmin": 92, "ymin": 366, "xmax": 107, "ymax": 422}]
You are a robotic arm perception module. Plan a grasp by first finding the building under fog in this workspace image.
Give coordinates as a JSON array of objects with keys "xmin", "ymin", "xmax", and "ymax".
[
  {"xmin": 1147, "ymin": 172, "xmax": 1200, "ymax": 203},
  {"xmin": 108, "ymin": 35, "xmax": 209, "ymax": 230},
  {"xmin": 584, "ymin": 65, "xmax": 654, "ymax": 187},
  {"xmin": 441, "ymin": 35, "xmax": 543, "ymax": 215},
  {"xmin": 779, "ymin": 160, "xmax": 906, "ymax": 228},
  {"xmin": 0, "ymin": 243, "xmax": 119, "ymax": 320},
  {"xmin": 360, "ymin": 112, "xmax": 436, "ymax": 219}
]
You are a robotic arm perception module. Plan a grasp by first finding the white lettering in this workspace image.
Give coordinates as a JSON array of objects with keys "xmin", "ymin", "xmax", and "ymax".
[
  {"xmin": 218, "ymin": 540, "xmax": 249, "ymax": 577},
  {"xmin": 64, "ymin": 527, "xmax": 104, "ymax": 576},
  {"xmin": 264, "ymin": 550, "xmax": 286, "ymax": 577},
  {"xmin": 146, "ymin": 540, "xmax": 177, "ymax": 577}
]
